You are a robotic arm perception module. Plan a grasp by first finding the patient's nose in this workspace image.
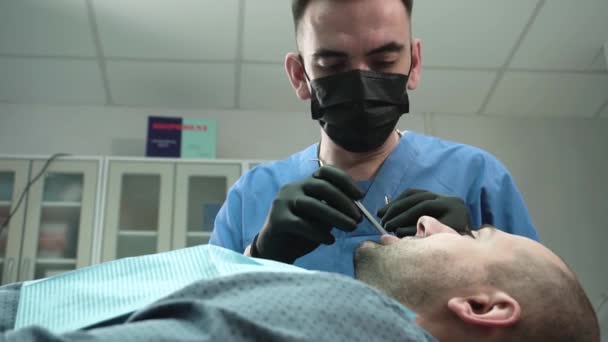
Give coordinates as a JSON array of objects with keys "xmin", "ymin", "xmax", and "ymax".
[{"xmin": 416, "ymin": 216, "xmax": 458, "ymax": 237}]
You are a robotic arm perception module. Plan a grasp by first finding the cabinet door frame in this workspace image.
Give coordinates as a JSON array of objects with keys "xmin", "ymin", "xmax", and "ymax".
[
  {"xmin": 0, "ymin": 159, "xmax": 31, "ymax": 284},
  {"xmin": 101, "ymin": 160, "xmax": 174, "ymax": 262},
  {"xmin": 172, "ymin": 162, "xmax": 241, "ymax": 249},
  {"xmin": 245, "ymin": 160, "xmax": 270, "ymax": 171},
  {"xmin": 18, "ymin": 158, "xmax": 100, "ymax": 281}
]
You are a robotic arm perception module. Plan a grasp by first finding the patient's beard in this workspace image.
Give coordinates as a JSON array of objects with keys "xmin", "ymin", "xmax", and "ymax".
[{"xmin": 353, "ymin": 241, "xmax": 477, "ymax": 312}]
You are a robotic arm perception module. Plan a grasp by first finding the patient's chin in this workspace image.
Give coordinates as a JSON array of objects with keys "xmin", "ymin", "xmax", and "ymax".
[{"xmin": 354, "ymin": 240, "xmax": 378, "ymax": 265}]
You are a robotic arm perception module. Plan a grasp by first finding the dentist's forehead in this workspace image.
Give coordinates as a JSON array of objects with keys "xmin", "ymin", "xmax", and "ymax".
[{"xmin": 300, "ymin": 0, "xmax": 410, "ymax": 43}]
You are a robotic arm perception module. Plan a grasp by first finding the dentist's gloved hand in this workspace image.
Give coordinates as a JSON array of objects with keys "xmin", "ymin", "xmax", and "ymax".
[
  {"xmin": 250, "ymin": 166, "xmax": 364, "ymax": 264},
  {"xmin": 377, "ymin": 189, "xmax": 473, "ymax": 238}
]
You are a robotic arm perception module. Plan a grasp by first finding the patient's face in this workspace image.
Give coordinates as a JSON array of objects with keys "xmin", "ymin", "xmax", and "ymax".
[{"xmin": 354, "ymin": 216, "xmax": 567, "ymax": 310}]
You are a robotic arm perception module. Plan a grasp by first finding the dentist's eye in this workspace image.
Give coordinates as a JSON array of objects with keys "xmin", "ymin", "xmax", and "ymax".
[
  {"xmin": 323, "ymin": 63, "xmax": 346, "ymax": 73},
  {"xmin": 373, "ymin": 61, "xmax": 396, "ymax": 69}
]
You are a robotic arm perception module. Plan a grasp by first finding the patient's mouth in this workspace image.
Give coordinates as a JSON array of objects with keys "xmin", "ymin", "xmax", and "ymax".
[{"xmin": 380, "ymin": 235, "xmax": 400, "ymax": 245}]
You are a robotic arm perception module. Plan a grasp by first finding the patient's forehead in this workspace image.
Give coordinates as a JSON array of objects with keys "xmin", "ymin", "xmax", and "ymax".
[{"xmin": 494, "ymin": 228, "xmax": 572, "ymax": 276}]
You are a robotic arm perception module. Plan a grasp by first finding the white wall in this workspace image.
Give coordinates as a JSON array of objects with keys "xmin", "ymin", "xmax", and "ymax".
[
  {"xmin": 0, "ymin": 104, "xmax": 322, "ymax": 160},
  {"xmin": 1, "ymin": 104, "xmax": 607, "ymax": 308}
]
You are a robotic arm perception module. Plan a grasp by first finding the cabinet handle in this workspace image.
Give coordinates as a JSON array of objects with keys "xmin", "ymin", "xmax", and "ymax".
[
  {"xmin": 21, "ymin": 257, "xmax": 31, "ymax": 280},
  {"xmin": 6, "ymin": 258, "xmax": 15, "ymax": 282}
]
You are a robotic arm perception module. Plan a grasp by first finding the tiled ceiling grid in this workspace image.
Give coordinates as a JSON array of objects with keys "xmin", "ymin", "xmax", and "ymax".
[{"xmin": 0, "ymin": 0, "xmax": 607, "ymax": 118}]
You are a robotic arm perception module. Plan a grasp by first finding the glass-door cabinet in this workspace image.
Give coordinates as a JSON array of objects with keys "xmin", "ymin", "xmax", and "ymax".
[
  {"xmin": 101, "ymin": 160, "xmax": 174, "ymax": 262},
  {"xmin": 19, "ymin": 158, "xmax": 101, "ymax": 281},
  {"xmin": 172, "ymin": 162, "xmax": 241, "ymax": 249},
  {"xmin": 0, "ymin": 159, "xmax": 30, "ymax": 285},
  {"xmin": 101, "ymin": 158, "xmax": 242, "ymax": 262}
]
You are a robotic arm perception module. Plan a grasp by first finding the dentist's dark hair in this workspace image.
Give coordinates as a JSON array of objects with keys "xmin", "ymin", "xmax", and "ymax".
[{"xmin": 291, "ymin": 0, "xmax": 413, "ymax": 32}]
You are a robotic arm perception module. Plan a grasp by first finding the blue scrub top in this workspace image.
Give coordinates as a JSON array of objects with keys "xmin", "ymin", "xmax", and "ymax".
[{"xmin": 210, "ymin": 131, "xmax": 539, "ymax": 277}]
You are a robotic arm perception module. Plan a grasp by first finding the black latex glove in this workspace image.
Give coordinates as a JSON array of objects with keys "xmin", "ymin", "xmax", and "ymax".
[
  {"xmin": 377, "ymin": 189, "xmax": 473, "ymax": 238},
  {"xmin": 250, "ymin": 166, "xmax": 364, "ymax": 264}
]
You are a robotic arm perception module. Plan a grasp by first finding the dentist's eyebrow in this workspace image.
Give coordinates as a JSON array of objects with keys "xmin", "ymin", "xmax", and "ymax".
[
  {"xmin": 365, "ymin": 42, "xmax": 404, "ymax": 56},
  {"xmin": 312, "ymin": 49, "xmax": 348, "ymax": 60}
]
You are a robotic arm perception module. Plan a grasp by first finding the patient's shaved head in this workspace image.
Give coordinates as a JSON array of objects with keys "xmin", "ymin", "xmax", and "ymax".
[{"xmin": 484, "ymin": 249, "xmax": 598, "ymax": 341}]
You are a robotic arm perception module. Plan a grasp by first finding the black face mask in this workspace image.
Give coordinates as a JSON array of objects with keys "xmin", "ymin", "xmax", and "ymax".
[{"xmin": 309, "ymin": 69, "xmax": 411, "ymax": 153}]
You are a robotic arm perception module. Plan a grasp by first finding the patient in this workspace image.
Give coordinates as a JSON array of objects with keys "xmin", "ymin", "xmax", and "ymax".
[
  {"xmin": 355, "ymin": 216, "xmax": 600, "ymax": 342},
  {"xmin": 0, "ymin": 216, "xmax": 599, "ymax": 342}
]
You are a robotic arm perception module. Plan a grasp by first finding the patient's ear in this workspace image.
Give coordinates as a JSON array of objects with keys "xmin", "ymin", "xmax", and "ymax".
[{"xmin": 447, "ymin": 291, "xmax": 521, "ymax": 328}]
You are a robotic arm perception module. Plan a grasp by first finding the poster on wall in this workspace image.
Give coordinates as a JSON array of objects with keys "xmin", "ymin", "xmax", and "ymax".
[{"xmin": 146, "ymin": 116, "xmax": 217, "ymax": 159}]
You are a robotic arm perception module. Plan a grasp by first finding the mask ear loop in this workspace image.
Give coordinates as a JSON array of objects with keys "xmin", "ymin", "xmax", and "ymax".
[
  {"xmin": 300, "ymin": 53, "xmax": 325, "ymax": 122},
  {"xmin": 396, "ymin": 42, "xmax": 415, "ymax": 139},
  {"xmin": 298, "ymin": 53, "xmax": 326, "ymax": 158},
  {"xmin": 298, "ymin": 54, "xmax": 313, "ymax": 83},
  {"xmin": 406, "ymin": 41, "xmax": 415, "ymax": 80}
]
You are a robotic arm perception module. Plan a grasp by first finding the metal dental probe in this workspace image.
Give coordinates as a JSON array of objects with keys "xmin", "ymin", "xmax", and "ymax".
[
  {"xmin": 353, "ymin": 200, "xmax": 389, "ymax": 235},
  {"xmin": 316, "ymin": 158, "xmax": 389, "ymax": 235}
]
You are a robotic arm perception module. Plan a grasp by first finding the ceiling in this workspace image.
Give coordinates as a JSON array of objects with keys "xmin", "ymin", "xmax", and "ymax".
[{"xmin": 0, "ymin": 0, "xmax": 607, "ymax": 118}]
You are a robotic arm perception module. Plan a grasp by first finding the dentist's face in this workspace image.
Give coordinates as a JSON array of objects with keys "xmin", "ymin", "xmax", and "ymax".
[{"xmin": 298, "ymin": 0, "xmax": 411, "ymax": 79}]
